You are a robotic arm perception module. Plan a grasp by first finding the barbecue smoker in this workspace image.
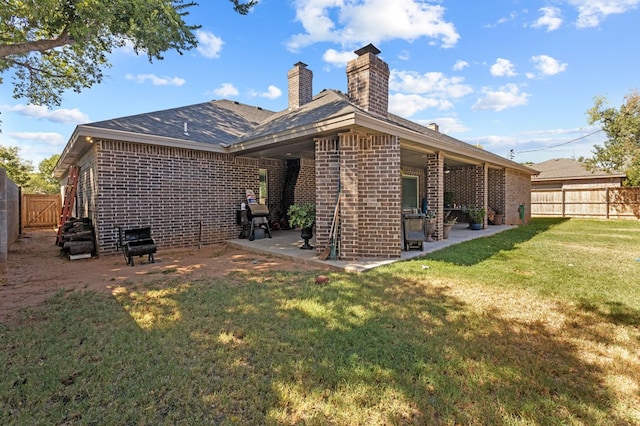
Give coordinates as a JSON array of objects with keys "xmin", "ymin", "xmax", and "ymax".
[
  {"xmin": 237, "ymin": 204, "xmax": 272, "ymax": 241},
  {"xmin": 116, "ymin": 226, "xmax": 157, "ymax": 266}
]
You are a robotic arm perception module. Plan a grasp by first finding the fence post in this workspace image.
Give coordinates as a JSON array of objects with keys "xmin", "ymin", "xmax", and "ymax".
[
  {"xmin": 606, "ymin": 187, "xmax": 610, "ymax": 219},
  {"xmin": 562, "ymin": 188, "xmax": 566, "ymax": 217}
]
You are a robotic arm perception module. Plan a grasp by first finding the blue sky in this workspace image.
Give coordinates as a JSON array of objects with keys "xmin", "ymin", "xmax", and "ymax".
[{"xmin": 2, "ymin": 0, "xmax": 640, "ymax": 170}]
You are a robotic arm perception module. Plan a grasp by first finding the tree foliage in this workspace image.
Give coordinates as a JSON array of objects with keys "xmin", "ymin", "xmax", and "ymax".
[
  {"xmin": 583, "ymin": 90, "xmax": 640, "ymax": 186},
  {"xmin": 0, "ymin": 145, "xmax": 62, "ymax": 193},
  {"xmin": 0, "ymin": 145, "xmax": 33, "ymax": 186},
  {"xmin": 25, "ymin": 154, "xmax": 61, "ymax": 194},
  {"xmin": 0, "ymin": 0, "xmax": 256, "ymax": 107}
]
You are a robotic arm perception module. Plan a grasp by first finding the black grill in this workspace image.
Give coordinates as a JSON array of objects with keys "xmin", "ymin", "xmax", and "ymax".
[{"xmin": 117, "ymin": 226, "xmax": 157, "ymax": 266}]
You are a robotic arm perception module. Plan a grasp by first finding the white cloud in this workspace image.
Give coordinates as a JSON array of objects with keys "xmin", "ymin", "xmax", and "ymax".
[
  {"xmin": 322, "ymin": 49, "xmax": 357, "ymax": 67},
  {"xmin": 260, "ymin": 85, "xmax": 283, "ymax": 100},
  {"xmin": 416, "ymin": 116, "xmax": 469, "ymax": 134},
  {"xmin": 531, "ymin": 55, "xmax": 568, "ymax": 76},
  {"xmin": 248, "ymin": 85, "xmax": 283, "ymax": 100},
  {"xmin": 532, "ymin": 6, "xmax": 563, "ymax": 31},
  {"xmin": 287, "ymin": 0, "xmax": 459, "ymax": 51},
  {"xmin": 2, "ymin": 104, "xmax": 89, "ymax": 124},
  {"xmin": 490, "ymin": 58, "xmax": 517, "ymax": 77},
  {"xmin": 213, "ymin": 83, "xmax": 239, "ymax": 97},
  {"xmin": 472, "ymin": 84, "xmax": 530, "ymax": 112},
  {"xmin": 478, "ymin": 125, "xmax": 603, "ymax": 163},
  {"xmin": 3, "ymin": 132, "xmax": 67, "ymax": 167},
  {"xmin": 569, "ymin": 0, "xmax": 640, "ymax": 28},
  {"xmin": 7, "ymin": 132, "xmax": 66, "ymax": 146},
  {"xmin": 125, "ymin": 73, "xmax": 185, "ymax": 86},
  {"xmin": 453, "ymin": 60, "xmax": 469, "ymax": 71},
  {"xmin": 390, "ymin": 70, "xmax": 473, "ymax": 98},
  {"xmin": 388, "ymin": 69, "xmax": 472, "ymax": 117},
  {"xmin": 389, "ymin": 93, "xmax": 449, "ymax": 117},
  {"xmin": 484, "ymin": 11, "xmax": 518, "ymax": 28},
  {"xmin": 196, "ymin": 30, "xmax": 224, "ymax": 58}
]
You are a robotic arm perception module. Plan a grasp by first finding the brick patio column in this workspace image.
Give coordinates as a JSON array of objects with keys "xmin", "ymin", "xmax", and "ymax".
[
  {"xmin": 314, "ymin": 137, "xmax": 340, "ymax": 255},
  {"xmin": 474, "ymin": 163, "xmax": 488, "ymax": 228},
  {"xmin": 338, "ymin": 132, "xmax": 360, "ymax": 260},
  {"xmin": 358, "ymin": 133, "xmax": 401, "ymax": 258},
  {"xmin": 425, "ymin": 152, "xmax": 444, "ymax": 239}
]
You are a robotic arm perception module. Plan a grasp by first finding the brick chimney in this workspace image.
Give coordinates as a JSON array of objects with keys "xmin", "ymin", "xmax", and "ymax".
[
  {"xmin": 288, "ymin": 61, "xmax": 313, "ymax": 110},
  {"xmin": 346, "ymin": 43, "xmax": 389, "ymax": 118}
]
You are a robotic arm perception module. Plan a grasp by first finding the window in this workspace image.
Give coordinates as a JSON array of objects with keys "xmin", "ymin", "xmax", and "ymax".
[
  {"xmin": 259, "ymin": 169, "xmax": 268, "ymax": 204},
  {"xmin": 401, "ymin": 175, "xmax": 419, "ymax": 210}
]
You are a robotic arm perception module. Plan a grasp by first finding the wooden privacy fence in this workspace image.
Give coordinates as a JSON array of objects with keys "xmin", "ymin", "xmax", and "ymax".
[
  {"xmin": 22, "ymin": 194, "xmax": 61, "ymax": 228},
  {"xmin": 532, "ymin": 187, "xmax": 640, "ymax": 219}
]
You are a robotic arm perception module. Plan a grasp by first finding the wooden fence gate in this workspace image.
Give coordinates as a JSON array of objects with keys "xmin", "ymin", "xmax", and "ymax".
[{"xmin": 22, "ymin": 194, "xmax": 61, "ymax": 228}]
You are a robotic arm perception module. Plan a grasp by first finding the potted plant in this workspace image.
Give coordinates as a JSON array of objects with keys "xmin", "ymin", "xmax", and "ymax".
[
  {"xmin": 287, "ymin": 203, "xmax": 316, "ymax": 249},
  {"xmin": 467, "ymin": 207, "xmax": 486, "ymax": 230},
  {"xmin": 424, "ymin": 210, "xmax": 436, "ymax": 242},
  {"xmin": 443, "ymin": 213, "xmax": 457, "ymax": 239},
  {"xmin": 491, "ymin": 208, "xmax": 504, "ymax": 225}
]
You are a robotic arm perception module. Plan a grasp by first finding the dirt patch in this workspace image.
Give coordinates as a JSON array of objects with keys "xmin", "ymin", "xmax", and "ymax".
[{"xmin": 0, "ymin": 228, "xmax": 328, "ymax": 323}]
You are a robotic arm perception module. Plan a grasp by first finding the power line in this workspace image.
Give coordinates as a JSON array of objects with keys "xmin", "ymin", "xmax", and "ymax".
[{"xmin": 516, "ymin": 129, "xmax": 603, "ymax": 154}]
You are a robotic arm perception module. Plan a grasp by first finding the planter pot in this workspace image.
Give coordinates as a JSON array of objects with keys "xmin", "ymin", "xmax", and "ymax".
[
  {"xmin": 491, "ymin": 214, "xmax": 504, "ymax": 225},
  {"xmin": 470, "ymin": 223, "xmax": 482, "ymax": 231},
  {"xmin": 425, "ymin": 221, "xmax": 436, "ymax": 242},
  {"xmin": 443, "ymin": 223, "xmax": 452, "ymax": 239},
  {"xmin": 300, "ymin": 226, "xmax": 314, "ymax": 250}
]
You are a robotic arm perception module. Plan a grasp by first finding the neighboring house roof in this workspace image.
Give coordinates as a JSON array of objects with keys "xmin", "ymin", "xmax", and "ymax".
[
  {"xmin": 531, "ymin": 158, "xmax": 626, "ymax": 182},
  {"xmin": 54, "ymin": 88, "xmax": 537, "ymax": 178}
]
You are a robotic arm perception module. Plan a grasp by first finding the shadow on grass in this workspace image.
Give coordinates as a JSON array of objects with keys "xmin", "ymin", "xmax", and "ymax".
[
  {"xmin": 577, "ymin": 298, "xmax": 640, "ymax": 327},
  {"xmin": 426, "ymin": 218, "xmax": 568, "ymax": 266},
  {"xmin": 2, "ymin": 261, "xmax": 634, "ymax": 424}
]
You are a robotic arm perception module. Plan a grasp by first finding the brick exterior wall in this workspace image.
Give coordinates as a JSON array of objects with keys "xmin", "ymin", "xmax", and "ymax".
[
  {"xmin": 294, "ymin": 158, "xmax": 316, "ymax": 206},
  {"xmin": 74, "ymin": 139, "xmax": 306, "ymax": 256},
  {"xmin": 75, "ymin": 144, "xmax": 98, "ymax": 222},
  {"xmin": 489, "ymin": 168, "xmax": 506, "ymax": 215},
  {"xmin": 445, "ymin": 166, "xmax": 478, "ymax": 206},
  {"xmin": 505, "ymin": 169, "xmax": 532, "ymax": 225}
]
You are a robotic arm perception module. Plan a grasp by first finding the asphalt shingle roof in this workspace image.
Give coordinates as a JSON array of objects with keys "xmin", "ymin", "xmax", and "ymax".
[
  {"xmin": 531, "ymin": 158, "xmax": 626, "ymax": 180},
  {"xmin": 88, "ymin": 100, "xmax": 276, "ymax": 146}
]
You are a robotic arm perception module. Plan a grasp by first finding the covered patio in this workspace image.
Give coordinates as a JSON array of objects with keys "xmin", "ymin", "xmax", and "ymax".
[{"xmin": 228, "ymin": 222, "xmax": 514, "ymax": 273}]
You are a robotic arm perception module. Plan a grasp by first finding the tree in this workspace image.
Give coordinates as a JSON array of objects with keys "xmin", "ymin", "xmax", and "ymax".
[
  {"xmin": 0, "ymin": 0, "xmax": 257, "ymax": 107},
  {"xmin": 583, "ymin": 90, "xmax": 640, "ymax": 186},
  {"xmin": 25, "ymin": 154, "xmax": 61, "ymax": 194},
  {"xmin": 0, "ymin": 145, "xmax": 33, "ymax": 186}
]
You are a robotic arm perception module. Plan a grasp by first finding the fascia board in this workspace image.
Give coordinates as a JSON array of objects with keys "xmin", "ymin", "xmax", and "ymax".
[
  {"xmin": 227, "ymin": 113, "xmax": 357, "ymax": 154},
  {"xmin": 351, "ymin": 113, "xmax": 538, "ymax": 174}
]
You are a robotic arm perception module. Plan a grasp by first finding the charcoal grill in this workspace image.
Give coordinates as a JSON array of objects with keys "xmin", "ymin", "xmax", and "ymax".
[
  {"xmin": 246, "ymin": 204, "xmax": 272, "ymax": 241},
  {"xmin": 117, "ymin": 226, "xmax": 157, "ymax": 266}
]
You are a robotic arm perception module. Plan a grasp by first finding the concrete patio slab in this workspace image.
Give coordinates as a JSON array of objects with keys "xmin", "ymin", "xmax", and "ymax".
[{"xmin": 227, "ymin": 223, "xmax": 515, "ymax": 273}]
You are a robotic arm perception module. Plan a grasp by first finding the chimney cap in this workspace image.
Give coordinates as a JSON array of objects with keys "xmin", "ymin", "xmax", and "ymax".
[
  {"xmin": 293, "ymin": 61, "xmax": 308, "ymax": 68},
  {"xmin": 354, "ymin": 43, "xmax": 381, "ymax": 57}
]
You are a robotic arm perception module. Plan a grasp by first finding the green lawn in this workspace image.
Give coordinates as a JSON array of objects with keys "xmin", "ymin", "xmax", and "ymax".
[{"xmin": 2, "ymin": 218, "xmax": 639, "ymax": 425}]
